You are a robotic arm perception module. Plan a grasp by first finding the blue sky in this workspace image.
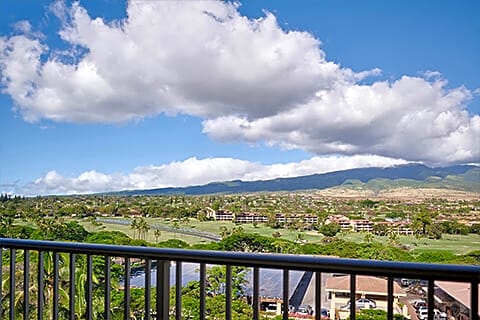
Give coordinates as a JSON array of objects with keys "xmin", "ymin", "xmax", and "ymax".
[{"xmin": 1, "ymin": 0, "xmax": 479, "ymax": 195}]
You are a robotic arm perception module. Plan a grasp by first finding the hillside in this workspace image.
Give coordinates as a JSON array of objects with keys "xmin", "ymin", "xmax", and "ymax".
[{"xmin": 110, "ymin": 164, "xmax": 480, "ymax": 196}]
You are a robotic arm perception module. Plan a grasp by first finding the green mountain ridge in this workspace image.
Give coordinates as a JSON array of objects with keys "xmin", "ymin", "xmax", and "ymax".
[
  {"xmin": 339, "ymin": 168, "xmax": 480, "ymax": 192},
  {"xmin": 110, "ymin": 164, "xmax": 480, "ymax": 196}
]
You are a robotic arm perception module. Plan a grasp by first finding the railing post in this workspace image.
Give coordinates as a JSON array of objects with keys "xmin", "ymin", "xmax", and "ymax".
[
  {"xmin": 9, "ymin": 248, "xmax": 16, "ymax": 320},
  {"xmin": 199, "ymin": 263, "xmax": 206, "ymax": 320},
  {"xmin": 0, "ymin": 247, "xmax": 2, "ymax": 320},
  {"xmin": 428, "ymin": 280, "xmax": 434, "ymax": 320},
  {"xmin": 105, "ymin": 255, "xmax": 111, "ymax": 320},
  {"xmin": 38, "ymin": 251, "xmax": 44, "ymax": 320},
  {"xmin": 471, "ymin": 281, "xmax": 478, "ymax": 320},
  {"xmin": 145, "ymin": 259, "xmax": 151, "ymax": 320},
  {"xmin": 175, "ymin": 261, "xmax": 182, "ymax": 320},
  {"xmin": 53, "ymin": 251, "xmax": 59, "ymax": 320},
  {"xmin": 350, "ymin": 274, "xmax": 356, "ymax": 320},
  {"xmin": 225, "ymin": 265, "xmax": 232, "ymax": 320},
  {"xmin": 253, "ymin": 267, "xmax": 260, "ymax": 320},
  {"xmin": 86, "ymin": 254, "xmax": 93, "ymax": 320},
  {"xmin": 387, "ymin": 276, "xmax": 394, "ymax": 320},
  {"xmin": 124, "ymin": 257, "xmax": 130, "ymax": 320},
  {"xmin": 24, "ymin": 250, "xmax": 30, "ymax": 320},
  {"xmin": 69, "ymin": 253, "xmax": 76, "ymax": 320},
  {"xmin": 156, "ymin": 260, "xmax": 170, "ymax": 320},
  {"xmin": 283, "ymin": 268, "xmax": 289, "ymax": 320},
  {"xmin": 315, "ymin": 271, "xmax": 321, "ymax": 320}
]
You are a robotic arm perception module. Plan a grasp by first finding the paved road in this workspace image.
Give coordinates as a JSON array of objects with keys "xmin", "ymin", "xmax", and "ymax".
[{"xmin": 96, "ymin": 218, "xmax": 221, "ymax": 242}]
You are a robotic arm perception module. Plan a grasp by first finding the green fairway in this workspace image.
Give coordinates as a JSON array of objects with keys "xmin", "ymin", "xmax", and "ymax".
[
  {"xmin": 76, "ymin": 219, "xmax": 212, "ymax": 245},
  {"xmin": 337, "ymin": 232, "xmax": 480, "ymax": 255},
  {"xmin": 78, "ymin": 217, "xmax": 480, "ymax": 254}
]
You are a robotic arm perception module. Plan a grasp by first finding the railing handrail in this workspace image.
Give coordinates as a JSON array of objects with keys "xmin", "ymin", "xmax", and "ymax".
[{"xmin": 1, "ymin": 238, "xmax": 479, "ymax": 282}]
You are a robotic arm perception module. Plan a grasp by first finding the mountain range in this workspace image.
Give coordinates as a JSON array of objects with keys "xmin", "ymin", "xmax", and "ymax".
[{"xmin": 110, "ymin": 164, "xmax": 480, "ymax": 196}]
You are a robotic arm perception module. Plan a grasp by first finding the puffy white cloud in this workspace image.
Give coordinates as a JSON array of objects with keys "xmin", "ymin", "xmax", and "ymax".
[
  {"xmin": 203, "ymin": 76, "xmax": 480, "ymax": 164},
  {"xmin": 0, "ymin": 1, "xmax": 478, "ymax": 165},
  {"xmin": 0, "ymin": 1, "xmax": 343, "ymax": 122},
  {"xmin": 18, "ymin": 155, "xmax": 408, "ymax": 196}
]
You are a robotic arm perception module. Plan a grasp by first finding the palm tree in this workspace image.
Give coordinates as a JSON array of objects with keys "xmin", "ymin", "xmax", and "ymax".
[
  {"xmin": 131, "ymin": 219, "xmax": 139, "ymax": 239},
  {"xmin": 136, "ymin": 218, "xmax": 149, "ymax": 240},
  {"xmin": 154, "ymin": 229, "xmax": 162, "ymax": 243},
  {"xmin": 1, "ymin": 251, "xmax": 108, "ymax": 319},
  {"xmin": 0, "ymin": 217, "xmax": 14, "ymax": 237},
  {"xmin": 1, "ymin": 251, "xmax": 70, "ymax": 319}
]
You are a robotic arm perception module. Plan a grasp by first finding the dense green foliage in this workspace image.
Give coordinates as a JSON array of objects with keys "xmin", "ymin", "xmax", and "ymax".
[
  {"xmin": 317, "ymin": 222, "xmax": 341, "ymax": 237},
  {"xmin": 351, "ymin": 309, "xmax": 404, "ymax": 320}
]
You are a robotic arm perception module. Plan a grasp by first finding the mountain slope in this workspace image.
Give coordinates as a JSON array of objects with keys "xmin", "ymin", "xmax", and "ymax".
[{"xmin": 111, "ymin": 164, "xmax": 479, "ymax": 196}]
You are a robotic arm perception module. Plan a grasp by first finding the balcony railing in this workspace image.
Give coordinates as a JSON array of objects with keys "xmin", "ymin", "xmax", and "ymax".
[{"xmin": 1, "ymin": 238, "xmax": 479, "ymax": 320}]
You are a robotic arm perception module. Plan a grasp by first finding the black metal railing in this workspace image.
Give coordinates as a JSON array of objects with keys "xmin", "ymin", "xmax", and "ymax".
[{"xmin": 0, "ymin": 238, "xmax": 479, "ymax": 320}]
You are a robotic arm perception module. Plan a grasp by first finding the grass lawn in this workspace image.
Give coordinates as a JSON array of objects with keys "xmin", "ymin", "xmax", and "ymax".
[
  {"xmin": 78, "ymin": 217, "xmax": 480, "ymax": 254},
  {"xmin": 75, "ymin": 219, "xmax": 212, "ymax": 245},
  {"xmin": 338, "ymin": 232, "xmax": 480, "ymax": 255}
]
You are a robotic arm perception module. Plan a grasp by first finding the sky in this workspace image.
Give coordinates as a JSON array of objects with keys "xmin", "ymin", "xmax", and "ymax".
[{"xmin": 0, "ymin": 0, "xmax": 479, "ymax": 196}]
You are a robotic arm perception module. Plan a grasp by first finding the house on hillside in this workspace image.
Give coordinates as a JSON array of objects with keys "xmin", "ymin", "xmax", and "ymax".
[
  {"xmin": 214, "ymin": 210, "xmax": 234, "ymax": 221},
  {"xmin": 235, "ymin": 212, "xmax": 267, "ymax": 223},
  {"xmin": 275, "ymin": 213, "xmax": 319, "ymax": 224},
  {"xmin": 326, "ymin": 215, "xmax": 351, "ymax": 231},
  {"xmin": 352, "ymin": 219, "xmax": 373, "ymax": 232}
]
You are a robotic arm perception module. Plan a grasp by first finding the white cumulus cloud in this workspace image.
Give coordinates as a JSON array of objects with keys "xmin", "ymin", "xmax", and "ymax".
[
  {"xmin": 0, "ymin": 1, "xmax": 344, "ymax": 122},
  {"xmin": 18, "ymin": 155, "xmax": 409, "ymax": 196},
  {"xmin": 203, "ymin": 76, "xmax": 480, "ymax": 164},
  {"xmin": 0, "ymin": 1, "xmax": 478, "ymax": 165}
]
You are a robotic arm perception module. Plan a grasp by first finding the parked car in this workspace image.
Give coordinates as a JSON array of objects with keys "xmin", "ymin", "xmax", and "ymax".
[
  {"xmin": 413, "ymin": 300, "xmax": 427, "ymax": 310},
  {"xmin": 418, "ymin": 308, "xmax": 447, "ymax": 320},
  {"xmin": 412, "ymin": 299, "xmax": 425, "ymax": 306},
  {"xmin": 297, "ymin": 305, "xmax": 311, "ymax": 315},
  {"xmin": 342, "ymin": 298, "xmax": 376, "ymax": 310},
  {"xmin": 417, "ymin": 305, "xmax": 428, "ymax": 314},
  {"xmin": 400, "ymin": 278, "xmax": 410, "ymax": 287},
  {"xmin": 418, "ymin": 308, "xmax": 429, "ymax": 320}
]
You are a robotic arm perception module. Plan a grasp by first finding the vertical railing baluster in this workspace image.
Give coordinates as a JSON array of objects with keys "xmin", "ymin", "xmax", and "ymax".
[
  {"xmin": 9, "ymin": 248, "xmax": 16, "ymax": 320},
  {"xmin": 225, "ymin": 265, "xmax": 232, "ymax": 320},
  {"xmin": 124, "ymin": 257, "xmax": 130, "ymax": 320},
  {"xmin": 86, "ymin": 254, "xmax": 93, "ymax": 320},
  {"xmin": 69, "ymin": 253, "xmax": 75, "ymax": 320},
  {"xmin": 24, "ymin": 250, "xmax": 30, "ymax": 320},
  {"xmin": 156, "ymin": 260, "xmax": 170, "ymax": 320},
  {"xmin": 253, "ymin": 267, "xmax": 259, "ymax": 320},
  {"xmin": 350, "ymin": 274, "xmax": 356, "ymax": 320},
  {"xmin": 0, "ymin": 247, "xmax": 2, "ymax": 319},
  {"xmin": 199, "ymin": 263, "xmax": 206, "ymax": 320},
  {"xmin": 175, "ymin": 261, "xmax": 182, "ymax": 320},
  {"xmin": 145, "ymin": 259, "xmax": 151, "ymax": 320},
  {"xmin": 471, "ymin": 281, "xmax": 479, "ymax": 320},
  {"xmin": 387, "ymin": 277, "xmax": 394, "ymax": 320},
  {"xmin": 105, "ymin": 256, "xmax": 111, "ymax": 320},
  {"xmin": 283, "ymin": 268, "xmax": 289, "ymax": 320},
  {"xmin": 53, "ymin": 251, "xmax": 59, "ymax": 320},
  {"xmin": 315, "ymin": 271, "xmax": 321, "ymax": 320},
  {"xmin": 38, "ymin": 251, "xmax": 44, "ymax": 320},
  {"xmin": 427, "ymin": 280, "xmax": 434, "ymax": 320}
]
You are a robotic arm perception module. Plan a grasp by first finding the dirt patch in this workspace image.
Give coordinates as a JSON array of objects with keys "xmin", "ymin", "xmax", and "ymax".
[{"xmin": 313, "ymin": 187, "xmax": 479, "ymax": 201}]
